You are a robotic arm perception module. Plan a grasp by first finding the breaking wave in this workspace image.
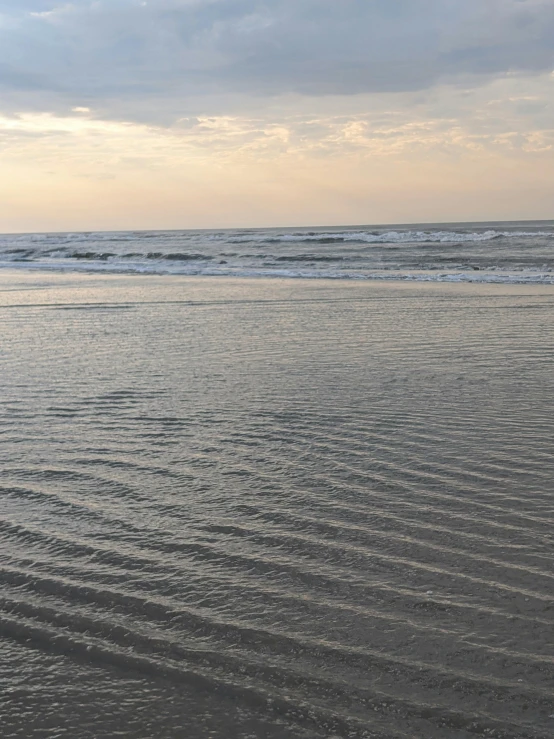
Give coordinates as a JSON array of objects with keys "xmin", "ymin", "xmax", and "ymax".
[
  {"xmin": 1, "ymin": 221, "xmax": 554, "ymax": 284},
  {"xmin": 226, "ymin": 229, "xmax": 554, "ymax": 244}
]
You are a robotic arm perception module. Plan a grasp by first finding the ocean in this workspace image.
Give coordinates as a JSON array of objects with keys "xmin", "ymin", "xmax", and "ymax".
[
  {"xmin": 1, "ymin": 220, "xmax": 554, "ymax": 284},
  {"xmin": 1, "ymin": 227, "xmax": 553, "ymax": 738}
]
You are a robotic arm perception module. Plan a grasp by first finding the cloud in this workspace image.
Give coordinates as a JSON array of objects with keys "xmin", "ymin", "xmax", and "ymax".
[
  {"xmin": 2, "ymin": 72, "xmax": 552, "ymax": 175},
  {"xmin": 0, "ymin": 0, "xmax": 553, "ymax": 122}
]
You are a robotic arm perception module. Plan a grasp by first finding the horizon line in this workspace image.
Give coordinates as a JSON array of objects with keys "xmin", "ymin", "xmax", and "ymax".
[{"xmin": 2, "ymin": 217, "xmax": 554, "ymax": 237}]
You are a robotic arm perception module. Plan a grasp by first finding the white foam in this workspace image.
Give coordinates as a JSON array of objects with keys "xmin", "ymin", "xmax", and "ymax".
[
  {"xmin": 2, "ymin": 225, "xmax": 554, "ymax": 284},
  {"xmin": 227, "ymin": 230, "xmax": 554, "ymax": 244},
  {"xmin": 3, "ymin": 259, "xmax": 554, "ymax": 285}
]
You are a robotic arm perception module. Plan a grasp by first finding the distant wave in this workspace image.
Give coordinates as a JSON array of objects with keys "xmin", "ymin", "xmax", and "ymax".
[
  {"xmin": 1, "ymin": 229, "xmax": 554, "ymax": 249},
  {"xmin": 227, "ymin": 230, "xmax": 554, "ymax": 245}
]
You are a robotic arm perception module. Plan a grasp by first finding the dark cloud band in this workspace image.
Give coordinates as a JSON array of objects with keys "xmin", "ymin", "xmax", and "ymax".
[{"xmin": 1, "ymin": 0, "xmax": 553, "ymax": 120}]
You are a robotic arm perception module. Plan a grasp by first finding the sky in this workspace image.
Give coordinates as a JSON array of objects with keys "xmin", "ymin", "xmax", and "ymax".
[{"xmin": 0, "ymin": 0, "xmax": 553, "ymax": 232}]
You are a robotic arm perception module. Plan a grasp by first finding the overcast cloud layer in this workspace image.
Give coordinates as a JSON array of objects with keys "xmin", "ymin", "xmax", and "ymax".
[{"xmin": 1, "ymin": 0, "xmax": 553, "ymax": 120}]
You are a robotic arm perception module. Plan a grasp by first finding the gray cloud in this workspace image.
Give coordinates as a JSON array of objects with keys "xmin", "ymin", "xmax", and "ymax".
[{"xmin": 0, "ymin": 0, "xmax": 553, "ymax": 121}]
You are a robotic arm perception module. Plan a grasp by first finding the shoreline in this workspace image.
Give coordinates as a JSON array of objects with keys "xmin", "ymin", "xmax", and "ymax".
[
  {"xmin": 3, "ymin": 265, "xmax": 554, "ymax": 288},
  {"xmin": 2, "ymin": 262, "xmax": 554, "ymax": 287}
]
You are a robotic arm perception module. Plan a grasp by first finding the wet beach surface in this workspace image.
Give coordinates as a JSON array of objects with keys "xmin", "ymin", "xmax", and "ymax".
[{"xmin": 1, "ymin": 271, "xmax": 553, "ymax": 738}]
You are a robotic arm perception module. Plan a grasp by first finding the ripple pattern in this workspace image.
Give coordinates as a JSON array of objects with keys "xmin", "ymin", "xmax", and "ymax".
[{"xmin": 1, "ymin": 272, "xmax": 553, "ymax": 738}]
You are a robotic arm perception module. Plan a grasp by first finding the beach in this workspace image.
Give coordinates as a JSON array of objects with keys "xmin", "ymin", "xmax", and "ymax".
[{"xmin": 1, "ymin": 269, "xmax": 553, "ymax": 738}]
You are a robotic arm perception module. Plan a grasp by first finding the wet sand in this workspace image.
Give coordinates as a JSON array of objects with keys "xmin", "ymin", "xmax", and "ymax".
[{"xmin": 1, "ymin": 271, "xmax": 553, "ymax": 738}]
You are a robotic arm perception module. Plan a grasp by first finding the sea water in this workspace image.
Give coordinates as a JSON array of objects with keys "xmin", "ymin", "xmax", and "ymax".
[{"xmin": 1, "ymin": 220, "xmax": 554, "ymax": 284}]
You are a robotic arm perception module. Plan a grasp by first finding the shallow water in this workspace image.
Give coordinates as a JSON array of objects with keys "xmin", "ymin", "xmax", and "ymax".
[{"xmin": 1, "ymin": 272, "xmax": 553, "ymax": 738}]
